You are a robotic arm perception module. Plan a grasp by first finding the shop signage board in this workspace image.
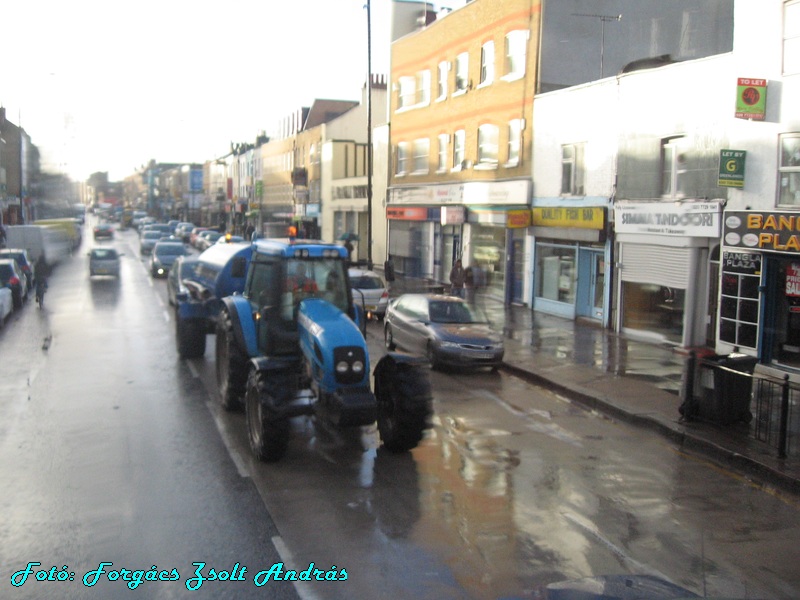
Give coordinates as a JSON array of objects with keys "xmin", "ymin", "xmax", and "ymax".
[
  {"xmin": 440, "ymin": 205, "xmax": 465, "ymax": 225},
  {"xmin": 723, "ymin": 211, "xmax": 800, "ymax": 254},
  {"xmin": 787, "ymin": 263, "xmax": 800, "ymax": 297},
  {"xmin": 721, "ymin": 250, "xmax": 761, "ymax": 275},
  {"xmin": 718, "ymin": 150, "xmax": 746, "ymax": 188},
  {"xmin": 615, "ymin": 201, "xmax": 721, "ymax": 237},
  {"xmin": 532, "ymin": 206, "xmax": 605, "ymax": 230}
]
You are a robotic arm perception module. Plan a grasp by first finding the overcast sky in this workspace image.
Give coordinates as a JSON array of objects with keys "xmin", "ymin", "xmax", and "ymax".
[{"xmin": 1, "ymin": 0, "xmax": 394, "ymax": 181}]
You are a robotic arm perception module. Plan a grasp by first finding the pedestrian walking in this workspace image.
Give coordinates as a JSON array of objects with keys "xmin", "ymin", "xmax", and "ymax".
[
  {"xmin": 384, "ymin": 255, "xmax": 396, "ymax": 290},
  {"xmin": 464, "ymin": 266, "xmax": 475, "ymax": 303},
  {"xmin": 449, "ymin": 259, "xmax": 465, "ymax": 298},
  {"xmin": 344, "ymin": 239, "xmax": 355, "ymax": 264}
]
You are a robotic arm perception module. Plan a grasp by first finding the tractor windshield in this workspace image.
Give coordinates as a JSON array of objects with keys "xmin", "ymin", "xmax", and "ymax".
[{"xmin": 284, "ymin": 258, "xmax": 349, "ymax": 314}]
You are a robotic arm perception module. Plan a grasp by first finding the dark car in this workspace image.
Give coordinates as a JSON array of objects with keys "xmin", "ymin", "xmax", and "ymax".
[
  {"xmin": 150, "ymin": 240, "xmax": 188, "ymax": 278},
  {"xmin": 0, "ymin": 258, "xmax": 29, "ymax": 309},
  {"xmin": 167, "ymin": 255, "xmax": 199, "ymax": 306},
  {"xmin": 384, "ymin": 293, "xmax": 504, "ymax": 370},
  {"xmin": 0, "ymin": 248, "xmax": 34, "ymax": 290},
  {"xmin": 93, "ymin": 223, "xmax": 114, "ymax": 240}
]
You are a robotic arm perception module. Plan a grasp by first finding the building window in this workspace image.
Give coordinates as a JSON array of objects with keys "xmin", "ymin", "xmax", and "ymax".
[
  {"xmin": 416, "ymin": 70, "xmax": 431, "ymax": 105},
  {"xmin": 661, "ymin": 136, "xmax": 687, "ymax": 198},
  {"xmin": 507, "ymin": 119, "xmax": 524, "ymax": 167},
  {"xmin": 480, "ymin": 41, "xmax": 495, "ymax": 86},
  {"xmin": 779, "ymin": 133, "xmax": 800, "ymax": 206},
  {"xmin": 477, "ymin": 124, "xmax": 499, "ymax": 167},
  {"xmin": 396, "ymin": 142, "xmax": 409, "ymax": 175},
  {"xmin": 785, "ymin": 0, "xmax": 800, "ymax": 75},
  {"xmin": 504, "ymin": 30, "xmax": 528, "ymax": 80},
  {"xmin": 412, "ymin": 138, "xmax": 430, "ymax": 174},
  {"xmin": 398, "ymin": 76, "xmax": 415, "ymax": 109},
  {"xmin": 455, "ymin": 52, "xmax": 469, "ymax": 93},
  {"xmin": 453, "ymin": 129, "xmax": 466, "ymax": 170},
  {"xmin": 561, "ymin": 143, "xmax": 585, "ymax": 195},
  {"xmin": 437, "ymin": 134, "xmax": 449, "ymax": 172},
  {"xmin": 437, "ymin": 61, "xmax": 449, "ymax": 100}
]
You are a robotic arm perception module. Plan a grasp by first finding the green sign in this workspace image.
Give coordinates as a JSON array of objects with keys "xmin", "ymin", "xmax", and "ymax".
[{"xmin": 719, "ymin": 149, "xmax": 746, "ymax": 188}]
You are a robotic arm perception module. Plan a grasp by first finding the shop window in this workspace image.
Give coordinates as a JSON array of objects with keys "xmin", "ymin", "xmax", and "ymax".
[
  {"xmin": 719, "ymin": 251, "xmax": 761, "ymax": 350},
  {"xmin": 622, "ymin": 282, "xmax": 685, "ymax": 344},
  {"xmin": 779, "ymin": 133, "xmax": 800, "ymax": 206},
  {"xmin": 785, "ymin": 0, "xmax": 800, "ymax": 75},
  {"xmin": 561, "ymin": 143, "xmax": 585, "ymax": 195},
  {"xmin": 536, "ymin": 244, "xmax": 576, "ymax": 304}
]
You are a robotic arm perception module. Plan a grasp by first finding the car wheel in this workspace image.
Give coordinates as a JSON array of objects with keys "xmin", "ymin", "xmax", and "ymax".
[{"xmin": 384, "ymin": 324, "xmax": 396, "ymax": 350}]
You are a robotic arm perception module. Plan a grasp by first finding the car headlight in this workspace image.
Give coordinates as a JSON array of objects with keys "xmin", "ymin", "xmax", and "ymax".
[{"xmin": 439, "ymin": 341, "xmax": 461, "ymax": 348}]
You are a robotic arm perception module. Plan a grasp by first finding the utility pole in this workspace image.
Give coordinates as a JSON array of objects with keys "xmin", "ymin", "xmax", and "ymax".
[
  {"xmin": 366, "ymin": 0, "xmax": 373, "ymax": 269},
  {"xmin": 572, "ymin": 13, "xmax": 622, "ymax": 79}
]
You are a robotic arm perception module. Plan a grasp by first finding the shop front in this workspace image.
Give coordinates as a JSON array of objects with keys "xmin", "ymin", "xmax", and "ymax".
[
  {"xmin": 531, "ymin": 206, "xmax": 608, "ymax": 322},
  {"xmin": 386, "ymin": 205, "xmax": 439, "ymax": 279},
  {"xmin": 721, "ymin": 210, "xmax": 800, "ymax": 370},
  {"xmin": 614, "ymin": 200, "xmax": 723, "ymax": 347}
]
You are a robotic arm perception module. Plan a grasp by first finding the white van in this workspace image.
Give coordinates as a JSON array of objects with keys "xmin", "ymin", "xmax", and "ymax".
[{"xmin": 5, "ymin": 225, "xmax": 66, "ymax": 266}]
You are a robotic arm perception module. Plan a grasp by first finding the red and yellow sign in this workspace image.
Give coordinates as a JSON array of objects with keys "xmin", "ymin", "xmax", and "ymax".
[
  {"xmin": 387, "ymin": 206, "xmax": 428, "ymax": 220},
  {"xmin": 506, "ymin": 209, "xmax": 531, "ymax": 229}
]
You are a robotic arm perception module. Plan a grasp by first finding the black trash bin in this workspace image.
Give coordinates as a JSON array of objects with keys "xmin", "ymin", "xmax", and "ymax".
[{"xmin": 697, "ymin": 352, "xmax": 758, "ymax": 424}]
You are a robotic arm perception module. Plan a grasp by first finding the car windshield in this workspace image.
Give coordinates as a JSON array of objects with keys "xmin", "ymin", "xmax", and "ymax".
[
  {"xmin": 91, "ymin": 249, "xmax": 117, "ymax": 259},
  {"xmin": 350, "ymin": 275, "xmax": 384, "ymax": 290},
  {"xmin": 155, "ymin": 244, "xmax": 186, "ymax": 256},
  {"xmin": 143, "ymin": 232, "xmax": 162, "ymax": 239},
  {"xmin": 428, "ymin": 300, "xmax": 489, "ymax": 324}
]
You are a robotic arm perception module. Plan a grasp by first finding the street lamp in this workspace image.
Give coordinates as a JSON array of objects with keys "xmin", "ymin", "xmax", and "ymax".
[{"xmin": 365, "ymin": 0, "xmax": 374, "ymax": 269}]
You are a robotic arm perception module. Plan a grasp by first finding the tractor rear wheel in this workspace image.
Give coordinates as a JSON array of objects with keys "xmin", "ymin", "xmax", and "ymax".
[
  {"xmin": 374, "ymin": 357, "xmax": 432, "ymax": 453},
  {"xmin": 216, "ymin": 310, "xmax": 248, "ymax": 411},
  {"xmin": 245, "ymin": 368, "xmax": 291, "ymax": 462}
]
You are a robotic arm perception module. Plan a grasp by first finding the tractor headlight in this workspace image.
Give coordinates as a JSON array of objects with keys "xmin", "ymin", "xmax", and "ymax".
[
  {"xmin": 336, "ymin": 361, "xmax": 350, "ymax": 373},
  {"xmin": 333, "ymin": 346, "xmax": 367, "ymax": 383},
  {"xmin": 352, "ymin": 360, "xmax": 364, "ymax": 373}
]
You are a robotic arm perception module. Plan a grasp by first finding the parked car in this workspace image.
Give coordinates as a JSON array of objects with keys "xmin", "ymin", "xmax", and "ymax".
[
  {"xmin": 93, "ymin": 223, "xmax": 114, "ymax": 240},
  {"xmin": 140, "ymin": 223, "xmax": 173, "ymax": 237},
  {"xmin": 0, "ymin": 287, "xmax": 12, "ymax": 325},
  {"xmin": 88, "ymin": 247, "xmax": 122, "ymax": 277},
  {"xmin": 139, "ymin": 230, "xmax": 166, "ymax": 255},
  {"xmin": 0, "ymin": 248, "xmax": 34, "ymax": 290},
  {"xmin": 383, "ymin": 293, "xmax": 504, "ymax": 370},
  {"xmin": 167, "ymin": 255, "xmax": 199, "ymax": 306},
  {"xmin": 196, "ymin": 230, "xmax": 222, "ymax": 250},
  {"xmin": 0, "ymin": 258, "xmax": 29, "ymax": 309},
  {"xmin": 150, "ymin": 240, "xmax": 188, "ymax": 278},
  {"xmin": 348, "ymin": 267, "xmax": 389, "ymax": 320}
]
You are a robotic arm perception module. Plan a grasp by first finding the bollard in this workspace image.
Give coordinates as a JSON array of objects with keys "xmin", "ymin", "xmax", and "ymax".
[
  {"xmin": 778, "ymin": 374, "xmax": 790, "ymax": 459},
  {"xmin": 679, "ymin": 350, "xmax": 697, "ymax": 421}
]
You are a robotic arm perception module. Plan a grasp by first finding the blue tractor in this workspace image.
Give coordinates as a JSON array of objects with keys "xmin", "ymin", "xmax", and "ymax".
[{"xmin": 216, "ymin": 238, "xmax": 432, "ymax": 461}]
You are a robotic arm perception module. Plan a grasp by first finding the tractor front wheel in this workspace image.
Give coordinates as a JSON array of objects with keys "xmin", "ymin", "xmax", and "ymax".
[
  {"xmin": 216, "ymin": 310, "xmax": 248, "ymax": 411},
  {"xmin": 374, "ymin": 357, "xmax": 432, "ymax": 453},
  {"xmin": 245, "ymin": 369, "xmax": 291, "ymax": 462}
]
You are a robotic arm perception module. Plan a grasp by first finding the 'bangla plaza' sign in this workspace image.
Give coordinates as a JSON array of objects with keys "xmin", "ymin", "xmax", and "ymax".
[{"xmin": 724, "ymin": 211, "xmax": 800, "ymax": 253}]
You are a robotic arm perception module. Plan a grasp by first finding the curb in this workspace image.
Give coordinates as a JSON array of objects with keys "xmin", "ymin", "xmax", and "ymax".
[{"xmin": 500, "ymin": 361, "xmax": 800, "ymax": 498}]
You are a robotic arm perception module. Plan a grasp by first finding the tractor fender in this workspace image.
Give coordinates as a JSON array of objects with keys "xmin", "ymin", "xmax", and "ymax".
[{"xmin": 221, "ymin": 295, "xmax": 259, "ymax": 358}]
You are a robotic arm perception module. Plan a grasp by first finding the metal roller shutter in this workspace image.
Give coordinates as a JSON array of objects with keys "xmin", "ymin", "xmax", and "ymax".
[{"xmin": 619, "ymin": 244, "xmax": 690, "ymax": 288}]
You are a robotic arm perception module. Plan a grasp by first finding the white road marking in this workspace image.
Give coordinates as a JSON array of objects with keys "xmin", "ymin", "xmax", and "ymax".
[
  {"xmin": 272, "ymin": 536, "xmax": 324, "ymax": 600},
  {"xmin": 205, "ymin": 400, "xmax": 249, "ymax": 478}
]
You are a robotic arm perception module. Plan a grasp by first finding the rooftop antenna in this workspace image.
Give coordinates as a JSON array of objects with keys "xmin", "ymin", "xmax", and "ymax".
[{"xmin": 572, "ymin": 13, "xmax": 622, "ymax": 78}]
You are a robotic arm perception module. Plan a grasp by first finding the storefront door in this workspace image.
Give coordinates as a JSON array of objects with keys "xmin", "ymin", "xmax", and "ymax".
[{"xmin": 510, "ymin": 238, "xmax": 525, "ymax": 304}]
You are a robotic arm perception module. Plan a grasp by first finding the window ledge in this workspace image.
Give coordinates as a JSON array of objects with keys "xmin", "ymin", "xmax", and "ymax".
[
  {"xmin": 503, "ymin": 160, "xmax": 520, "ymax": 169},
  {"xmin": 474, "ymin": 162, "xmax": 498, "ymax": 171},
  {"xmin": 452, "ymin": 89, "xmax": 467, "ymax": 97},
  {"xmin": 476, "ymin": 80, "xmax": 493, "ymax": 89},
  {"xmin": 501, "ymin": 72, "xmax": 525, "ymax": 83}
]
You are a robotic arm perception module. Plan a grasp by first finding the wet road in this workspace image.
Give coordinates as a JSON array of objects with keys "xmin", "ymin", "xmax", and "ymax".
[{"xmin": 1, "ymin": 222, "xmax": 800, "ymax": 599}]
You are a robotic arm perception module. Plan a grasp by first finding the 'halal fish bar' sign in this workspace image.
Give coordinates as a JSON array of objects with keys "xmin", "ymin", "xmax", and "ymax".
[{"xmin": 724, "ymin": 211, "xmax": 800, "ymax": 253}]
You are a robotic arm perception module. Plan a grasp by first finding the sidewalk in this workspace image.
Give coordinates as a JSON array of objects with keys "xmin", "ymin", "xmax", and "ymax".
[{"xmin": 388, "ymin": 276, "xmax": 800, "ymax": 495}]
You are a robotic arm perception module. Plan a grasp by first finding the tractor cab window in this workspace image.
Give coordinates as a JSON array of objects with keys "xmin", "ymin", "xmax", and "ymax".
[{"xmin": 283, "ymin": 258, "xmax": 349, "ymax": 314}]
